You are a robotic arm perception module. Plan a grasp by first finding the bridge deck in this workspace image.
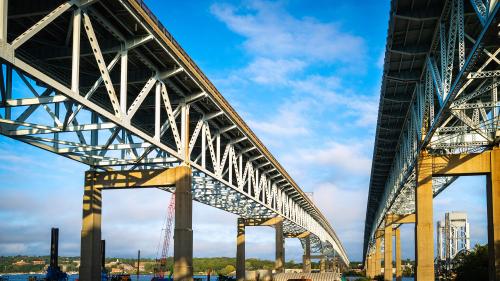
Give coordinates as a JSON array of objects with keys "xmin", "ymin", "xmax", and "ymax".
[
  {"xmin": 0, "ymin": 0, "xmax": 348, "ymax": 264},
  {"xmin": 365, "ymin": 0, "xmax": 499, "ymax": 259}
]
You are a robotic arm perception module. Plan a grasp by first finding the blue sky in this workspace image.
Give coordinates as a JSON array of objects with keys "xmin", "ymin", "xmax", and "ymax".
[{"xmin": 0, "ymin": 0, "xmax": 489, "ymax": 262}]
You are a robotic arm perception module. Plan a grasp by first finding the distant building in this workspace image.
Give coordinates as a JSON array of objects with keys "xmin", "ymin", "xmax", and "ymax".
[
  {"xmin": 133, "ymin": 262, "xmax": 145, "ymax": 271},
  {"xmin": 111, "ymin": 268, "xmax": 124, "ymax": 274},
  {"xmin": 437, "ymin": 212, "xmax": 470, "ymax": 261},
  {"xmin": 32, "ymin": 260, "xmax": 46, "ymax": 265},
  {"xmin": 12, "ymin": 260, "xmax": 29, "ymax": 266},
  {"xmin": 121, "ymin": 264, "xmax": 134, "ymax": 271}
]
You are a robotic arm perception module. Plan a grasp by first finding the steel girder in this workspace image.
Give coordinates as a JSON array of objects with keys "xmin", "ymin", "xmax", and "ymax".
[
  {"xmin": 365, "ymin": 0, "xmax": 499, "ymax": 257},
  {"xmin": 0, "ymin": 0, "xmax": 349, "ymax": 265}
]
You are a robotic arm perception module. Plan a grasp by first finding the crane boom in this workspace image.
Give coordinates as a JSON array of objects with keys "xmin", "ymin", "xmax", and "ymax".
[{"xmin": 153, "ymin": 193, "xmax": 175, "ymax": 280}]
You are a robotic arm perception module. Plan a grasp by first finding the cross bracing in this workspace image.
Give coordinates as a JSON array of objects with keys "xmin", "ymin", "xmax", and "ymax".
[
  {"xmin": 364, "ymin": 0, "xmax": 499, "ymax": 258},
  {"xmin": 0, "ymin": 0, "xmax": 348, "ymax": 265}
]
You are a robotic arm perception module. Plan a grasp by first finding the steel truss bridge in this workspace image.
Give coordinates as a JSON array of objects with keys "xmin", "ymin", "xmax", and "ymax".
[
  {"xmin": 0, "ymin": 0, "xmax": 349, "ymax": 269},
  {"xmin": 364, "ymin": 0, "xmax": 499, "ymax": 279}
]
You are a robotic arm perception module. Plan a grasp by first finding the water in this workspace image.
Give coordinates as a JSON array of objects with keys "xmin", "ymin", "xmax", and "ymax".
[{"xmin": 0, "ymin": 274, "xmax": 216, "ymax": 281}]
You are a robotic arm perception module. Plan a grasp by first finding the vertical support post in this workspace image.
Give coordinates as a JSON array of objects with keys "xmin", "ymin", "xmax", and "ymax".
[
  {"xmin": 101, "ymin": 240, "xmax": 105, "ymax": 271},
  {"xmin": 229, "ymin": 147, "xmax": 233, "ymax": 184},
  {"xmin": 79, "ymin": 171, "xmax": 102, "ymax": 281},
  {"xmin": 71, "ymin": 8, "xmax": 81, "ymax": 93},
  {"xmin": 320, "ymin": 256, "xmax": 326, "ymax": 273},
  {"xmin": 120, "ymin": 50, "xmax": 128, "ymax": 117},
  {"xmin": 395, "ymin": 227, "xmax": 402, "ymax": 281},
  {"xmin": 366, "ymin": 254, "xmax": 372, "ymax": 278},
  {"xmin": 154, "ymin": 82, "xmax": 161, "ymax": 140},
  {"xmin": 236, "ymin": 218, "xmax": 245, "ymax": 281},
  {"xmin": 415, "ymin": 151, "xmax": 434, "ymax": 281},
  {"xmin": 0, "ymin": 0, "xmax": 7, "ymax": 43},
  {"xmin": 370, "ymin": 252, "xmax": 376, "ymax": 278},
  {"xmin": 54, "ymin": 103, "xmax": 59, "ymax": 149},
  {"xmin": 487, "ymin": 147, "xmax": 500, "ymax": 281},
  {"xmin": 303, "ymin": 235, "xmax": 311, "ymax": 273},
  {"xmin": 120, "ymin": 50, "xmax": 127, "ymax": 158},
  {"xmin": 173, "ymin": 165, "xmax": 193, "ymax": 281},
  {"xmin": 91, "ymin": 112, "xmax": 98, "ymax": 150},
  {"xmin": 50, "ymin": 228, "xmax": 59, "ymax": 268},
  {"xmin": 384, "ymin": 215, "xmax": 393, "ymax": 281},
  {"xmin": 375, "ymin": 231, "xmax": 382, "ymax": 277},
  {"xmin": 136, "ymin": 249, "xmax": 140, "ymax": 281},
  {"xmin": 216, "ymin": 135, "xmax": 220, "ymax": 174},
  {"xmin": 5, "ymin": 64, "xmax": 10, "ymax": 119},
  {"xmin": 275, "ymin": 220, "xmax": 285, "ymax": 273},
  {"xmin": 181, "ymin": 103, "xmax": 190, "ymax": 165},
  {"xmin": 201, "ymin": 122, "xmax": 206, "ymax": 168}
]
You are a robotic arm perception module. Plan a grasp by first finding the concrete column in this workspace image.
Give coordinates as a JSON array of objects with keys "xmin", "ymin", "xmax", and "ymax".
[
  {"xmin": 275, "ymin": 220, "xmax": 285, "ymax": 273},
  {"xmin": 236, "ymin": 218, "xmax": 245, "ymax": 281},
  {"xmin": 365, "ymin": 255, "xmax": 371, "ymax": 278},
  {"xmin": 487, "ymin": 147, "xmax": 500, "ymax": 281},
  {"xmin": 79, "ymin": 171, "xmax": 102, "ymax": 281},
  {"xmin": 370, "ymin": 254, "xmax": 375, "ymax": 278},
  {"xmin": 370, "ymin": 253, "xmax": 375, "ymax": 278},
  {"xmin": 173, "ymin": 166, "xmax": 193, "ymax": 281},
  {"xmin": 302, "ymin": 235, "xmax": 311, "ymax": 273},
  {"xmin": 415, "ymin": 151, "xmax": 434, "ymax": 281},
  {"xmin": 395, "ymin": 228, "xmax": 402, "ymax": 281},
  {"xmin": 384, "ymin": 216, "xmax": 393, "ymax": 281},
  {"xmin": 375, "ymin": 232, "xmax": 382, "ymax": 277},
  {"xmin": 320, "ymin": 256, "xmax": 326, "ymax": 273}
]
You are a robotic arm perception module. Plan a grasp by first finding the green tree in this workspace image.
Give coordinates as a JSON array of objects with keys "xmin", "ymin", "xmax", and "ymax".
[
  {"xmin": 218, "ymin": 265, "xmax": 235, "ymax": 275},
  {"xmin": 452, "ymin": 244, "xmax": 488, "ymax": 281}
]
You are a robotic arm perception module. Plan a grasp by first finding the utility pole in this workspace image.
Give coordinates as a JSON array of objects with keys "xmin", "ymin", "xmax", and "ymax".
[{"xmin": 136, "ymin": 250, "xmax": 141, "ymax": 281}]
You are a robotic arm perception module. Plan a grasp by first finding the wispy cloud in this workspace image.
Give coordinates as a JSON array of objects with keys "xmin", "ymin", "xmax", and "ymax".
[
  {"xmin": 248, "ymin": 99, "xmax": 312, "ymax": 139},
  {"xmin": 210, "ymin": 1, "xmax": 365, "ymax": 64},
  {"xmin": 244, "ymin": 58, "xmax": 306, "ymax": 85},
  {"xmin": 210, "ymin": 0, "xmax": 378, "ymax": 259},
  {"xmin": 293, "ymin": 141, "xmax": 372, "ymax": 175}
]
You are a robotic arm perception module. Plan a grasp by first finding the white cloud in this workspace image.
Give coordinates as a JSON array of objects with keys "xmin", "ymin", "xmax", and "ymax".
[
  {"xmin": 290, "ymin": 75, "xmax": 380, "ymax": 128},
  {"xmin": 376, "ymin": 49, "xmax": 386, "ymax": 69},
  {"xmin": 248, "ymin": 99, "xmax": 312, "ymax": 139},
  {"xmin": 286, "ymin": 141, "xmax": 372, "ymax": 176},
  {"xmin": 210, "ymin": 1, "xmax": 365, "ymax": 63},
  {"xmin": 244, "ymin": 58, "xmax": 306, "ymax": 85},
  {"xmin": 312, "ymin": 182, "xmax": 367, "ymax": 256}
]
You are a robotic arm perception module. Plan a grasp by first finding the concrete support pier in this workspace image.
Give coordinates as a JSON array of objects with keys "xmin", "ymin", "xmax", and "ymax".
[
  {"xmin": 302, "ymin": 235, "xmax": 311, "ymax": 273},
  {"xmin": 79, "ymin": 171, "xmax": 102, "ymax": 281},
  {"xmin": 384, "ymin": 215, "xmax": 393, "ymax": 281},
  {"xmin": 366, "ymin": 254, "xmax": 372, "ymax": 278},
  {"xmin": 488, "ymin": 148, "xmax": 500, "ymax": 281},
  {"xmin": 173, "ymin": 166, "xmax": 193, "ymax": 281},
  {"xmin": 319, "ymin": 256, "xmax": 326, "ymax": 273},
  {"xmin": 415, "ymin": 152, "xmax": 434, "ymax": 281},
  {"xmin": 395, "ymin": 227, "xmax": 402, "ymax": 281},
  {"xmin": 236, "ymin": 218, "xmax": 245, "ymax": 281},
  {"xmin": 275, "ymin": 220, "xmax": 285, "ymax": 273},
  {"xmin": 375, "ymin": 230, "xmax": 382, "ymax": 277},
  {"xmin": 370, "ymin": 253, "xmax": 375, "ymax": 278}
]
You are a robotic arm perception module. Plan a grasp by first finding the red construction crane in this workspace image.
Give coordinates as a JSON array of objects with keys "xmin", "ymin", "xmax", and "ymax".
[{"xmin": 152, "ymin": 193, "xmax": 175, "ymax": 281}]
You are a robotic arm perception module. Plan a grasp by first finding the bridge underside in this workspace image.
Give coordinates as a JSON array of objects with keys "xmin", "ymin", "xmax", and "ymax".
[
  {"xmin": 365, "ymin": 0, "xmax": 499, "ymax": 279},
  {"xmin": 0, "ymin": 0, "xmax": 349, "ymax": 276}
]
